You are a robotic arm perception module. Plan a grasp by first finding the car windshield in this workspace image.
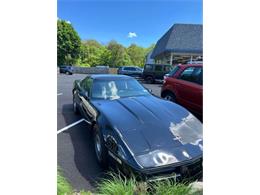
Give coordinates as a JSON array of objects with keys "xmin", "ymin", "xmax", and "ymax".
[
  {"xmin": 91, "ymin": 78, "xmax": 150, "ymax": 100},
  {"xmin": 168, "ymin": 65, "xmax": 180, "ymax": 76}
]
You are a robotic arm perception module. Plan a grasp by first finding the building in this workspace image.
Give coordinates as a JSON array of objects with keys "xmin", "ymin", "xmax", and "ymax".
[
  {"xmin": 145, "ymin": 49, "xmax": 155, "ymax": 64},
  {"xmin": 151, "ymin": 24, "xmax": 203, "ymax": 65}
]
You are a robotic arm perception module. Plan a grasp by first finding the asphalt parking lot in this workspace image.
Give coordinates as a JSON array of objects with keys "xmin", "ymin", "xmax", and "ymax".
[{"xmin": 57, "ymin": 73, "xmax": 162, "ymax": 191}]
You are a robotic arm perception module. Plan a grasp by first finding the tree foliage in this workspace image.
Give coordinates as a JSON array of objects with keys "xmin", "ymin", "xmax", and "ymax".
[
  {"xmin": 57, "ymin": 20, "xmax": 155, "ymax": 67},
  {"xmin": 106, "ymin": 41, "xmax": 132, "ymax": 67},
  {"xmin": 79, "ymin": 40, "xmax": 107, "ymax": 67},
  {"xmin": 127, "ymin": 44, "xmax": 146, "ymax": 67},
  {"xmin": 57, "ymin": 20, "xmax": 81, "ymax": 66}
]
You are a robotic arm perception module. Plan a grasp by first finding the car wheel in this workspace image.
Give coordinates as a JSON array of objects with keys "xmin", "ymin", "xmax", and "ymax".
[
  {"xmin": 164, "ymin": 92, "xmax": 176, "ymax": 102},
  {"xmin": 66, "ymin": 71, "xmax": 69, "ymax": 75},
  {"xmin": 93, "ymin": 124, "xmax": 108, "ymax": 168},
  {"xmin": 73, "ymin": 93, "xmax": 79, "ymax": 114},
  {"xmin": 146, "ymin": 76, "xmax": 154, "ymax": 84}
]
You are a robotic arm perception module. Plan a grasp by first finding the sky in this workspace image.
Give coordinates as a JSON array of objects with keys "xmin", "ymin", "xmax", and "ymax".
[{"xmin": 58, "ymin": 0, "xmax": 202, "ymax": 48}]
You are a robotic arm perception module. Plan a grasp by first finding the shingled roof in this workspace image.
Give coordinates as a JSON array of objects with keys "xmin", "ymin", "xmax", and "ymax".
[{"xmin": 151, "ymin": 24, "xmax": 203, "ymax": 58}]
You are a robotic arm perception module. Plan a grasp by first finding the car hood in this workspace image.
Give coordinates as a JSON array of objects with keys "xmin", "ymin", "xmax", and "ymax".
[{"xmin": 92, "ymin": 95, "xmax": 202, "ymax": 164}]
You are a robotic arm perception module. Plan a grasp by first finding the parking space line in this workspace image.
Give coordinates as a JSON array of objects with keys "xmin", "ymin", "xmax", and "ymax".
[
  {"xmin": 57, "ymin": 118, "xmax": 86, "ymax": 134},
  {"xmin": 57, "ymin": 93, "xmax": 63, "ymax": 96}
]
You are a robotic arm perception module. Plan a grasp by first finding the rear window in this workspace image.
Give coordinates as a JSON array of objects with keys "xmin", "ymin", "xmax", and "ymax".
[{"xmin": 145, "ymin": 64, "xmax": 153, "ymax": 71}]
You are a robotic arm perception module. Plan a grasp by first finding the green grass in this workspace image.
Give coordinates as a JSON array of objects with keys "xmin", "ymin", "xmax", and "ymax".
[
  {"xmin": 96, "ymin": 173, "xmax": 201, "ymax": 195},
  {"xmin": 58, "ymin": 168, "xmax": 92, "ymax": 195},
  {"xmin": 153, "ymin": 180, "xmax": 192, "ymax": 195},
  {"xmin": 57, "ymin": 169, "xmax": 73, "ymax": 195},
  {"xmin": 58, "ymin": 169, "xmax": 202, "ymax": 195},
  {"xmin": 96, "ymin": 174, "xmax": 143, "ymax": 195}
]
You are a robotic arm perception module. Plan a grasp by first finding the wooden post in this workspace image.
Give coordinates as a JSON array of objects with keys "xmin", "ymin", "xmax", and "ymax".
[{"xmin": 170, "ymin": 52, "xmax": 173, "ymax": 65}]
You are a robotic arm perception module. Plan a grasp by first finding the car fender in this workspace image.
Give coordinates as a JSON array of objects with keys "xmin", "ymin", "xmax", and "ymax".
[{"xmin": 162, "ymin": 82, "xmax": 179, "ymax": 100}]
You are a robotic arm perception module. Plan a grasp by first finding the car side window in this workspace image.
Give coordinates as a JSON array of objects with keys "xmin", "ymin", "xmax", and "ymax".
[
  {"xmin": 80, "ymin": 77, "xmax": 93, "ymax": 93},
  {"xmin": 194, "ymin": 68, "xmax": 203, "ymax": 85},
  {"xmin": 123, "ymin": 67, "xmax": 130, "ymax": 71},
  {"xmin": 179, "ymin": 67, "xmax": 195, "ymax": 81},
  {"xmin": 155, "ymin": 65, "xmax": 162, "ymax": 71},
  {"xmin": 130, "ymin": 67, "xmax": 137, "ymax": 71},
  {"xmin": 125, "ymin": 67, "xmax": 135, "ymax": 71},
  {"xmin": 179, "ymin": 67, "xmax": 203, "ymax": 85}
]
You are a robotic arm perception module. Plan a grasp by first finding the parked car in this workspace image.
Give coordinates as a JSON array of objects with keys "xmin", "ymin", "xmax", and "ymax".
[
  {"xmin": 96, "ymin": 65, "xmax": 109, "ymax": 69},
  {"xmin": 161, "ymin": 64, "xmax": 202, "ymax": 119},
  {"xmin": 142, "ymin": 64, "xmax": 173, "ymax": 84},
  {"xmin": 72, "ymin": 74, "xmax": 202, "ymax": 181},
  {"xmin": 117, "ymin": 66, "xmax": 143, "ymax": 77},
  {"xmin": 59, "ymin": 65, "xmax": 73, "ymax": 75}
]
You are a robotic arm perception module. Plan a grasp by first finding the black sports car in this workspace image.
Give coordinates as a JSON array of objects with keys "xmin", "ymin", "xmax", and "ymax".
[{"xmin": 72, "ymin": 74, "xmax": 203, "ymax": 181}]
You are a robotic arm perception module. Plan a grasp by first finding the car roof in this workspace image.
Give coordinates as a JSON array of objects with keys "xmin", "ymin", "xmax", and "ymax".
[
  {"xmin": 145, "ymin": 64, "xmax": 172, "ymax": 66},
  {"xmin": 90, "ymin": 74, "xmax": 133, "ymax": 80},
  {"xmin": 123, "ymin": 66, "xmax": 138, "ymax": 68},
  {"xmin": 177, "ymin": 64, "xmax": 203, "ymax": 68}
]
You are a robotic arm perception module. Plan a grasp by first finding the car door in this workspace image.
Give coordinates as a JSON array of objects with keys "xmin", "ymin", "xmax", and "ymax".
[
  {"xmin": 129, "ymin": 67, "xmax": 137, "ymax": 76},
  {"xmin": 125, "ymin": 67, "xmax": 134, "ymax": 76},
  {"xmin": 174, "ymin": 66, "xmax": 203, "ymax": 115},
  {"xmin": 154, "ymin": 65, "xmax": 164, "ymax": 79},
  {"xmin": 122, "ymin": 67, "xmax": 131, "ymax": 75},
  {"xmin": 78, "ymin": 77, "xmax": 97, "ymax": 122},
  {"xmin": 143, "ymin": 64, "xmax": 153, "ymax": 78}
]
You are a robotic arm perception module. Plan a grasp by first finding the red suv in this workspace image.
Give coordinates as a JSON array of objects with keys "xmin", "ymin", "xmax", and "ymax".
[{"xmin": 161, "ymin": 64, "xmax": 203, "ymax": 119}]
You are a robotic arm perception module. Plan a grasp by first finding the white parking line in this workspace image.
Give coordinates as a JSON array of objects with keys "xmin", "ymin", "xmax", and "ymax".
[
  {"xmin": 57, "ymin": 118, "xmax": 91, "ymax": 134},
  {"xmin": 57, "ymin": 93, "xmax": 63, "ymax": 96}
]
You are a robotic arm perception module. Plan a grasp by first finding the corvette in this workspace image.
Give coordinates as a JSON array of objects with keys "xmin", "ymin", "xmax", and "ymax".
[{"xmin": 72, "ymin": 74, "xmax": 202, "ymax": 181}]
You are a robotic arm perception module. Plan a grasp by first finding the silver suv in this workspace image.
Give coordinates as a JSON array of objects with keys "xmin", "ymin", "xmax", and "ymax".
[{"xmin": 117, "ymin": 66, "xmax": 143, "ymax": 77}]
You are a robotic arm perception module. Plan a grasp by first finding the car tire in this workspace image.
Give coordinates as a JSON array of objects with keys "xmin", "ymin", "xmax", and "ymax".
[
  {"xmin": 93, "ymin": 124, "xmax": 108, "ymax": 168},
  {"xmin": 73, "ymin": 93, "xmax": 79, "ymax": 114},
  {"xmin": 66, "ymin": 71, "xmax": 69, "ymax": 75},
  {"xmin": 146, "ymin": 76, "xmax": 154, "ymax": 84},
  {"xmin": 163, "ymin": 92, "xmax": 176, "ymax": 102}
]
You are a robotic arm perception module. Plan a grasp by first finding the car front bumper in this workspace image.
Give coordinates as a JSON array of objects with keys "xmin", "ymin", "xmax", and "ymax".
[{"xmin": 117, "ymin": 156, "xmax": 202, "ymax": 182}]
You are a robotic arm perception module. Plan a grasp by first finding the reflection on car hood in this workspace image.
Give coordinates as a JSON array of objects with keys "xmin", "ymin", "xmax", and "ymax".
[{"xmin": 92, "ymin": 95, "xmax": 202, "ymax": 159}]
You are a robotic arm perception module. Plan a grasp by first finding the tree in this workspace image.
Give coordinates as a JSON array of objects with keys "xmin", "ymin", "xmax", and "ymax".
[
  {"xmin": 106, "ymin": 41, "xmax": 132, "ymax": 67},
  {"xmin": 126, "ymin": 44, "xmax": 146, "ymax": 67},
  {"xmin": 57, "ymin": 19, "xmax": 81, "ymax": 66},
  {"xmin": 99, "ymin": 48, "xmax": 112, "ymax": 66},
  {"xmin": 79, "ymin": 40, "xmax": 107, "ymax": 67}
]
